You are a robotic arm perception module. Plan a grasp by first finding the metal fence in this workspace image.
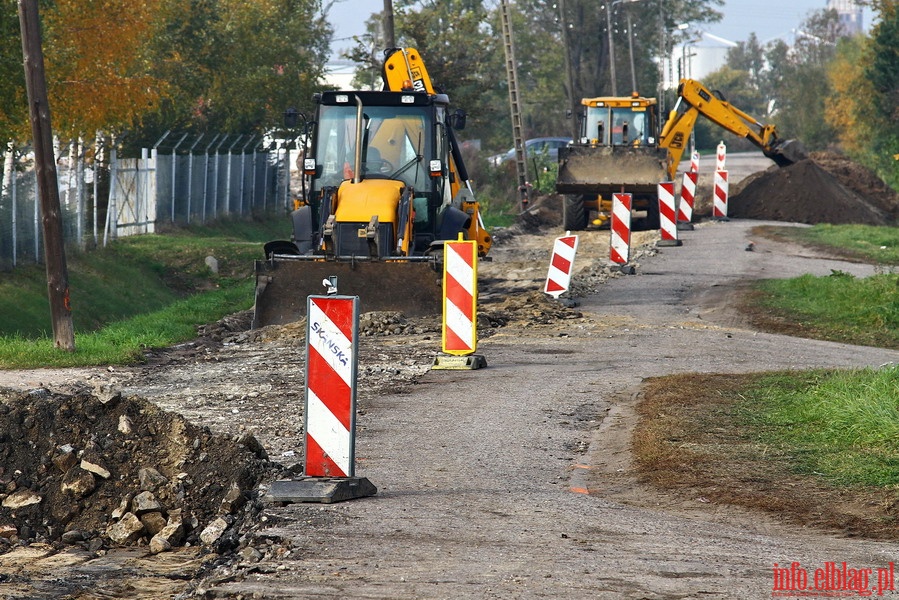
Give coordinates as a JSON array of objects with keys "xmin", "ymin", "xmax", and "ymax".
[{"xmin": 0, "ymin": 135, "xmax": 296, "ymax": 270}]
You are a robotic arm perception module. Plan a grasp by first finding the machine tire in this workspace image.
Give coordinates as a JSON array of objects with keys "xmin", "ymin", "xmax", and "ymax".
[
  {"xmin": 631, "ymin": 195, "xmax": 661, "ymax": 232},
  {"xmin": 562, "ymin": 195, "xmax": 588, "ymax": 231}
]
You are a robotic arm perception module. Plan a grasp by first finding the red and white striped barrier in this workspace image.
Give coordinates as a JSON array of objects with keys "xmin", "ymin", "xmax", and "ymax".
[
  {"xmin": 657, "ymin": 182, "xmax": 681, "ymax": 246},
  {"xmin": 610, "ymin": 193, "xmax": 632, "ymax": 265},
  {"xmin": 690, "ymin": 150, "xmax": 700, "ymax": 174},
  {"xmin": 544, "ymin": 233, "xmax": 579, "ymax": 298},
  {"xmin": 716, "ymin": 141, "xmax": 727, "ymax": 171},
  {"xmin": 442, "ymin": 238, "xmax": 478, "ymax": 355},
  {"xmin": 678, "ymin": 170, "xmax": 697, "ymax": 225},
  {"xmin": 713, "ymin": 170, "xmax": 729, "ymax": 219},
  {"xmin": 305, "ymin": 295, "xmax": 359, "ymax": 478}
]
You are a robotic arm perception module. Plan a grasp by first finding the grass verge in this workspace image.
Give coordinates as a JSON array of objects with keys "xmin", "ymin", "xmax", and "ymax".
[
  {"xmin": 634, "ymin": 371, "xmax": 899, "ymax": 539},
  {"xmin": 0, "ymin": 214, "xmax": 284, "ymax": 367},
  {"xmin": 633, "ymin": 223, "xmax": 899, "ymax": 538}
]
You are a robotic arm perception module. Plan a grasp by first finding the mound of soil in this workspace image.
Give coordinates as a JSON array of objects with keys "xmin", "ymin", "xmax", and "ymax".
[
  {"xmin": 0, "ymin": 389, "xmax": 278, "ymax": 554},
  {"xmin": 729, "ymin": 152, "xmax": 899, "ymax": 225}
]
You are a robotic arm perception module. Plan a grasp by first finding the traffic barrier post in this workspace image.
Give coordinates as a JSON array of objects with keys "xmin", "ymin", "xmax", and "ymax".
[
  {"xmin": 657, "ymin": 182, "xmax": 682, "ymax": 247},
  {"xmin": 266, "ymin": 291, "xmax": 377, "ymax": 504},
  {"xmin": 433, "ymin": 235, "xmax": 486, "ymax": 370},
  {"xmin": 544, "ymin": 232, "xmax": 579, "ymax": 298},
  {"xmin": 713, "ymin": 170, "xmax": 729, "ymax": 220},
  {"xmin": 610, "ymin": 193, "xmax": 632, "ymax": 270},
  {"xmin": 677, "ymin": 170, "xmax": 697, "ymax": 231}
]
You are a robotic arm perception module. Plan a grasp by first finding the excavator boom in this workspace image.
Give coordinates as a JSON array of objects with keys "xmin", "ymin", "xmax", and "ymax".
[{"xmin": 659, "ymin": 79, "xmax": 807, "ymax": 176}]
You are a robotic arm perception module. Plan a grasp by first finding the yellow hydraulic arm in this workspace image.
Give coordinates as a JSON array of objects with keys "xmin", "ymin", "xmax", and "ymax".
[
  {"xmin": 381, "ymin": 48, "xmax": 492, "ymax": 257},
  {"xmin": 659, "ymin": 79, "xmax": 806, "ymax": 177}
]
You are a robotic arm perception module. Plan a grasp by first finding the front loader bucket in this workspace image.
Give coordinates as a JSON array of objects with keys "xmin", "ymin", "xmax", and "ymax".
[
  {"xmin": 765, "ymin": 139, "xmax": 808, "ymax": 167},
  {"xmin": 556, "ymin": 145, "xmax": 668, "ymax": 196},
  {"xmin": 252, "ymin": 256, "xmax": 443, "ymax": 328}
]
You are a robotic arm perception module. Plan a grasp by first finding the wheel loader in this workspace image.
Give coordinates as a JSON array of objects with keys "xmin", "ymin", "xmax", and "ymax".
[
  {"xmin": 252, "ymin": 48, "xmax": 491, "ymax": 327},
  {"xmin": 556, "ymin": 79, "xmax": 807, "ymax": 231}
]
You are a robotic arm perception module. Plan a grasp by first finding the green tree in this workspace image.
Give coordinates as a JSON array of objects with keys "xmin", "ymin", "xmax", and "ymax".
[
  {"xmin": 860, "ymin": 0, "xmax": 899, "ymax": 188},
  {"xmin": 137, "ymin": 0, "xmax": 332, "ymax": 146},
  {"xmin": 765, "ymin": 9, "xmax": 842, "ymax": 150},
  {"xmin": 0, "ymin": 3, "xmax": 27, "ymax": 142}
]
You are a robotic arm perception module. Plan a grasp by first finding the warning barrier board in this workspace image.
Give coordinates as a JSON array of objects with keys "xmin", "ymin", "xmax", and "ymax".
[
  {"xmin": 442, "ymin": 238, "xmax": 478, "ymax": 356},
  {"xmin": 304, "ymin": 295, "xmax": 359, "ymax": 478},
  {"xmin": 544, "ymin": 233, "xmax": 579, "ymax": 298}
]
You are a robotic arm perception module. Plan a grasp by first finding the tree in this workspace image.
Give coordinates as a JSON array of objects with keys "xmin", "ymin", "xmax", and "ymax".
[
  {"xmin": 41, "ymin": 0, "xmax": 165, "ymax": 139},
  {"xmin": 137, "ymin": 0, "xmax": 332, "ymax": 146},
  {"xmin": 765, "ymin": 9, "xmax": 842, "ymax": 150},
  {"xmin": 858, "ymin": 0, "xmax": 899, "ymax": 187},
  {"xmin": 0, "ymin": 4, "xmax": 27, "ymax": 141}
]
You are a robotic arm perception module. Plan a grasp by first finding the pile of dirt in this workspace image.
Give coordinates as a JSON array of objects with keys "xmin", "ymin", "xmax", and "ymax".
[
  {"xmin": 0, "ymin": 388, "xmax": 279, "ymax": 554},
  {"xmin": 729, "ymin": 152, "xmax": 899, "ymax": 225}
]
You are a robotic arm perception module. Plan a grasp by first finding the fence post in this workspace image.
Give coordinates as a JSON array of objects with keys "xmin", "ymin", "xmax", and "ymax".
[
  {"xmin": 185, "ymin": 134, "xmax": 203, "ymax": 224},
  {"xmin": 211, "ymin": 135, "xmax": 228, "ymax": 220},
  {"xmin": 225, "ymin": 135, "xmax": 242, "ymax": 215},
  {"xmin": 170, "ymin": 132, "xmax": 188, "ymax": 223},
  {"xmin": 239, "ymin": 136, "xmax": 255, "ymax": 215}
]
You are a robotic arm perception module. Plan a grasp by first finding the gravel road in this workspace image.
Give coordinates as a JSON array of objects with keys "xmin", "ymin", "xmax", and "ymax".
[
  {"xmin": 3, "ymin": 154, "xmax": 899, "ymax": 599},
  {"xmin": 206, "ymin": 226, "xmax": 899, "ymax": 596}
]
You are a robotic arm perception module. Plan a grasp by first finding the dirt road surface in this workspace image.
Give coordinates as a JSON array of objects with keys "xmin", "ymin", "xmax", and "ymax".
[
  {"xmin": 200, "ymin": 218, "xmax": 897, "ymax": 600},
  {"xmin": 2, "ymin": 153, "xmax": 899, "ymax": 599}
]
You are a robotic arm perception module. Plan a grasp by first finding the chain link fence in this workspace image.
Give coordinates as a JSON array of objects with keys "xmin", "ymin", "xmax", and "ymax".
[{"xmin": 0, "ymin": 134, "xmax": 297, "ymax": 270}]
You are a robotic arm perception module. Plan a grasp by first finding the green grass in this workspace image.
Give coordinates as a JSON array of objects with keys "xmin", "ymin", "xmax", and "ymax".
[
  {"xmin": 0, "ymin": 283, "xmax": 253, "ymax": 368},
  {"xmin": 0, "ymin": 214, "xmax": 285, "ymax": 367},
  {"xmin": 759, "ymin": 223, "xmax": 899, "ymax": 264},
  {"xmin": 738, "ymin": 368, "xmax": 899, "ymax": 488},
  {"xmin": 753, "ymin": 271, "xmax": 899, "ymax": 348}
]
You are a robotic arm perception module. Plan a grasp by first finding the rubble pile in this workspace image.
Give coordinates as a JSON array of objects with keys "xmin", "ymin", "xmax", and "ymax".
[{"xmin": 0, "ymin": 389, "xmax": 278, "ymax": 554}]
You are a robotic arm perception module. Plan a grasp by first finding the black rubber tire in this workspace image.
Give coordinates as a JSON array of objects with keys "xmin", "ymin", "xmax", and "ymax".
[{"xmin": 562, "ymin": 195, "xmax": 588, "ymax": 231}]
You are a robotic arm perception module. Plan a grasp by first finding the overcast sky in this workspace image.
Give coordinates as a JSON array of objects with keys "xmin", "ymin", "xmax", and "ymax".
[{"xmin": 326, "ymin": 0, "xmax": 874, "ymax": 60}]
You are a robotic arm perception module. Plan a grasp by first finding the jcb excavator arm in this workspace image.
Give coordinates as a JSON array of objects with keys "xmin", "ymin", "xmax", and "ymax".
[{"xmin": 659, "ymin": 79, "xmax": 807, "ymax": 178}]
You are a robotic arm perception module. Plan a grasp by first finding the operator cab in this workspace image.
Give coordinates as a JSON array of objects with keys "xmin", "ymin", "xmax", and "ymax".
[
  {"xmin": 580, "ymin": 95, "xmax": 660, "ymax": 148},
  {"xmin": 304, "ymin": 90, "xmax": 461, "ymax": 255}
]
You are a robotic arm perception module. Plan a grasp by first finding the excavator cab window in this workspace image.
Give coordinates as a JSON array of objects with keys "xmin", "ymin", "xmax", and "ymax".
[
  {"xmin": 584, "ymin": 104, "xmax": 655, "ymax": 147},
  {"xmin": 313, "ymin": 103, "xmax": 432, "ymax": 189}
]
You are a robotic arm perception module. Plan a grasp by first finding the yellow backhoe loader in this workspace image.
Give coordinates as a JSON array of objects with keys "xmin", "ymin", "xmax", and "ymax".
[
  {"xmin": 556, "ymin": 79, "xmax": 806, "ymax": 230},
  {"xmin": 252, "ymin": 48, "xmax": 491, "ymax": 327}
]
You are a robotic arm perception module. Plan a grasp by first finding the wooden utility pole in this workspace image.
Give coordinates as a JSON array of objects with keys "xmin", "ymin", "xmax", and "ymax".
[{"xmin": 18, "ymin": 0, "xmax": 75, "ymax": 351}]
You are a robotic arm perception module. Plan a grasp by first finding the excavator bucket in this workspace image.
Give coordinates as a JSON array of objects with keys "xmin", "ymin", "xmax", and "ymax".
[
  {"xmin": 764, "ymin": 139, "xmax": 809, "ymax": 168},
  {"xmin": 252, "ymin": 256, "xmax": 443, "ymax": 328}
]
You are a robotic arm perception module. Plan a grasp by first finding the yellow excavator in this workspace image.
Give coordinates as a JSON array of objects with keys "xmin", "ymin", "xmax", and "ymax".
[
  {"xmin": 556, "ymin": 79, "xmax": 806, "ymax": 230},
  {"xmin": 253, "ymin": 48, "xmax": 491, "ymax": 327},
  {"xmin": 659, "ymin": 78, "xmax": 807, "ymax": 175}
]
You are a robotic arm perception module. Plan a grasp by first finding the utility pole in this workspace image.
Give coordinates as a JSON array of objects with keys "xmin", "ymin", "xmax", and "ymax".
[
  {"xmin": 383, "ymin": 0, "xmax": 395, "ymax": 49},
  {"xmin": 499, "ymin": 0, "xmax": 529, "ymax": 210},
  {"xmin": 559, "ymin": 0, "xmax": 579, "ymax": 140},
  {"xmin": 18, "ymin": 0, "xmax": 75, "ymax": 352},
  {"xmin": 605, "ymin": 1, "xmax": 618, "ymax": 96}
]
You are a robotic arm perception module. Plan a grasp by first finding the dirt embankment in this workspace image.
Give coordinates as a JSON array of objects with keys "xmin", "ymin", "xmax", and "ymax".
[{"xmin": 728, "ymin": 151, "xmax": 899, "ymax": 225}]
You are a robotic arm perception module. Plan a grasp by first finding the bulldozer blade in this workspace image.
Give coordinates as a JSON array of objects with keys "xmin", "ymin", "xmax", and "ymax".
[
  {"xmin": 252, "ymin": 257, "xmax": 443, "ymax": 328},
  {"xmin": 766, "ymin": 139, "xmax": 808, "ymax": 167}
]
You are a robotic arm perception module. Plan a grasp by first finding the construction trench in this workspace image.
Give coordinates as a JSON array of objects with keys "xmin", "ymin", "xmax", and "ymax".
[{"xmin": 0, "ymin": 150, "xmax": 898, "ymax": 598}]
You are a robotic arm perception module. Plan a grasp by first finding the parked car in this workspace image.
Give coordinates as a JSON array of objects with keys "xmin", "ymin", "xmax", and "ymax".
[{"xmin": 488, "ymin": 137, "xmax": 573, "ymax": 166}]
